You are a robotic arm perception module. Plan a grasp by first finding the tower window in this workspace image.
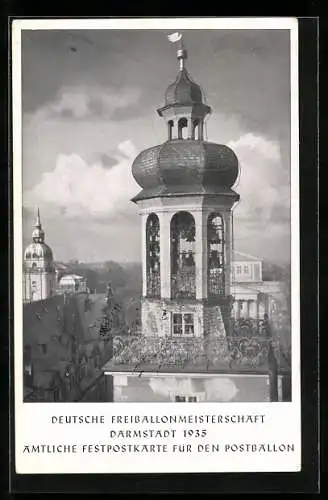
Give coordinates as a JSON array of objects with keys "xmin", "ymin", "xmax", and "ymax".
[
  {"xmin": 146, "ymin": 213, "xmax": 160, "ymax": 298},
  {"xmin": 171, "ymin": 211, "xmax": 196, "ymax": 299},
  {"xmin": 192, "ymin": 119, "xmax": 203, "ymax": 140},
  {"xmin": 207, "ymin": 213, "xmax": 225, "ymax": 297},
  {"xmin": 172, "ymin": 313, "xmax": 194, "ymax": 336},
  {"xmin": 178, "ymin": 117, "xmax": 188, "ymax": 139},
  {"xmin": 168, "ymin": 120, "xmax": 174, "ymax": 140}
]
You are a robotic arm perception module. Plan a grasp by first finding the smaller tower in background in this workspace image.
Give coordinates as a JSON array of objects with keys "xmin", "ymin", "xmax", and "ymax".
[{"xmin": 23, "ymin": 208, "xmax": 56, "ymax": 302}]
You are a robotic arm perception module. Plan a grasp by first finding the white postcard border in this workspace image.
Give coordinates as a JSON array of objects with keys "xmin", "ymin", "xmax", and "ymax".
[{"xmin": 12, "ymin": 17, "xmax": 301, "ymax": 475}]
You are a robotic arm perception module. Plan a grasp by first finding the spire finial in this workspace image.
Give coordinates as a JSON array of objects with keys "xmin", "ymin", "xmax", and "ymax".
[
  {"xmin": 168, "ymin": 32, "xmax": 187, "ymax": 71},
  {"xmin": 36, "ymin": 206, "xmax": 41, "ymax": 227},
  {"xmin": 32, "ymin": 206, "xmax": 45, "ymax": 243}
]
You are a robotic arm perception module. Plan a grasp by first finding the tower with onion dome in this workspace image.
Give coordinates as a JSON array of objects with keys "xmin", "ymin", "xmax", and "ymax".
[
  {"xmin": 131, "ymin": 35, "xmax": 240, "ymax": 338},
  {"xmin": 23, "ymin": 209, "xmax": 56, "ymax": 302}
]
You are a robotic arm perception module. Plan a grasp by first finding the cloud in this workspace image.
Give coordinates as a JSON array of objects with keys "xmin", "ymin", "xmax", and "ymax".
[
  {"xmin": 85, "ymin": 141, "xmax": 138, "ymax": 169},
  {"xmin": 98, "ymin": 153, "xmax": 118, "ymax": 169},
  {"xmin": 118, "ymin": 140, "xmax": 139, "ymax": 159},
  {"xmin": 228, "ymin": 132, "xmax": 291, "ymax": 263},
  {"xmin": 229, "ymin": 133, "xmax": 281, "ymax": 162},
  {"xmin": 229, "ymin": 133, "xmax": 290, "ymax": 225},
  {"xmin": 32, "ymin": 85, "xmax": 141, "ymax": 121},
  {"xmin": 23, "ymin": 140, "xmax": 140, "ymax": 219}
]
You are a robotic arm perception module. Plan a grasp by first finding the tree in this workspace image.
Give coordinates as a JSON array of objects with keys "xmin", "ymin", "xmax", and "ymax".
[
  {"xmin": 83, "ymin": 269, "xmax": 100, "ymax": 293},
  {"xmin": 102, "ymin": 261, "xmax": 127, "ymax": 289}
]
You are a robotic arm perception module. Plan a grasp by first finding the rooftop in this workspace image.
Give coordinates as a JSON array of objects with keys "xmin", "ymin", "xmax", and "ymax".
[
  {"xmin": 103, "ymin": 335, "xmax": 290, "ymax": 375},
  {"xmin": 232, "ymin": 251, "xmax": 263, "ymax": 262},
  {"xmin": 59, "ymin": 274, "xmax": 85, "ymax": 281}
]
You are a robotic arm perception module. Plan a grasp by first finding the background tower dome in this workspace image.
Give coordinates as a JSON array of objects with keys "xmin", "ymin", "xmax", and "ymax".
[
  {"xmin": 23, "ymin": 208, "xmax": 56, "ymax": 302},
  {"xmin": 24, "ymin": 242, "xmax": 53, "ymax": 261},
  {"xmin": 24, "ymin": 208, "xmax": 54, "ymax": 262}
]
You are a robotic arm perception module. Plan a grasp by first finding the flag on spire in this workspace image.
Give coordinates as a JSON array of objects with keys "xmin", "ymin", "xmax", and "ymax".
[{"xmin": 168, "ymin": 32, "xmax": 183, "ymax": 43}]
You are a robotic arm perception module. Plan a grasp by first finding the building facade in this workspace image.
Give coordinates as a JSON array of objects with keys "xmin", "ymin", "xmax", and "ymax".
[
  {"xmin": 23, "ymin": 209, "xmax": 56, "ymax": 302},
  {"xmin": 231, "ymin": 251, "xmax": 287, "ymax": 320},
  {"xmin": 58, "ymin": 273, "xmax": 88, "ymax": 294}
]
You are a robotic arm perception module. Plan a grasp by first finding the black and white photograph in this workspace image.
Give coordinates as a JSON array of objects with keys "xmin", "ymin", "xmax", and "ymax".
[
  {"xmin": 21, "ymin": 26, "xmax": 294, "ymax": 403},
  {"xmin": 13, "ymin": 17, "xmax": 303, "ymax": 475}
]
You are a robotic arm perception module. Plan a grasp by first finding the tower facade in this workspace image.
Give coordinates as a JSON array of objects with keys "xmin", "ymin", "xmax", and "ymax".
[
  {"xmin": 131, "ymin": 42, "xmax": 240, "ymax": 338},
  {"xmin": 23, "ymin": 209, "xmax": 56, "ymax": 302}
]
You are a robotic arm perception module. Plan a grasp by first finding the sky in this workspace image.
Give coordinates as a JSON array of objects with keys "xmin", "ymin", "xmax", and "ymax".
[{"xmin": 21, "ymin": 28, "xmax": 291, "ymax": 265}]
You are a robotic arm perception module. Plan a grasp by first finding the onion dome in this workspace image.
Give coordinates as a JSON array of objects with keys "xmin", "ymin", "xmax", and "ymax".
[
  {"xmin": 164, "ymin": 45, "xmax": 202, "ymax": 105},
  {"xmin": 132, "ymin": 140, "xmax": 239, "ymax": 202},
  {"xmin": 157, "ymin": 44, "xmax": 211, "ymax": 119},
  {"xmin": 165, "ymin": 68, "xmax": 203, "ymax": 106}
]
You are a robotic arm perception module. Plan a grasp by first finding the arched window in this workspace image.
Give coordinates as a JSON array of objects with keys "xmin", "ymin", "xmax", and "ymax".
[
  {"xmin": 171, "ymin": 211, "xmax": 196, "ymax": 298},
  {"xmin": 146, "ymin": 213, "xmax": 160, "ymax": 297},
  {"xmin": 192, "ymin": 119, "xmax": 199, "ymax": 140},
  {"xmin": 178, "ymin": 117, "xmax": 188, "ymax": 139},
  {"xmin": 207, "ymin": 213, "xmax": 225, "ymax": 297},
  {"xmin": 168, "ymin": 120, "xmax": 174, "ymax": 140}
]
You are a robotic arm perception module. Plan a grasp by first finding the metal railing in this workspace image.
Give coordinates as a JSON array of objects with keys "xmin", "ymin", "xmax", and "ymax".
[{"xmin": 110, "ymin": 335, "xmax": 290, "ymax": 372}]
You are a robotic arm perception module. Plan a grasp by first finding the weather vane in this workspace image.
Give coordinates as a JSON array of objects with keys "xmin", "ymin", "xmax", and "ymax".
[
  {"xmin": 167, "ymin": 32, "xmax": 187, "ymax": 70},
  {"xmin": 168, "ymin": 31, "xmax": 183, "ymax": 45}
]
